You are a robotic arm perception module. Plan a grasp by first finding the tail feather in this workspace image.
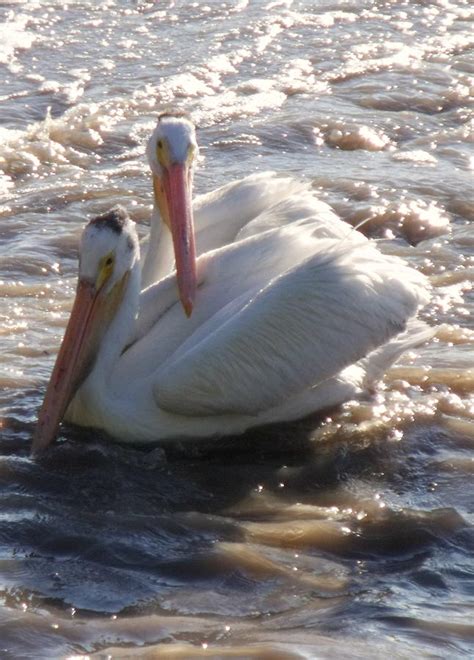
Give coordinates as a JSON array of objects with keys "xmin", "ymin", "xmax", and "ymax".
[{"xmin": 361, "ymin": 319, "xmax": 435, "ymax": 387}]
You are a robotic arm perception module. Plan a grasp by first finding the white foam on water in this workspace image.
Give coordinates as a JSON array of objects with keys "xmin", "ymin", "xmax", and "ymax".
[{"xmin": 0, "ymin": 14, "xmax": 36, "ymax": 71}]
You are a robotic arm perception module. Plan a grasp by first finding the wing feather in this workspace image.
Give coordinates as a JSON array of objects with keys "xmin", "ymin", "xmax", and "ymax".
[{"xmin": 153, "ymin": 241, "xmax": 429, "ymax": 416}]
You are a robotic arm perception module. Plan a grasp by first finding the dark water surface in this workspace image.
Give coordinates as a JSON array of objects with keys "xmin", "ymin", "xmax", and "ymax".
[{"xmin": 1, "ymin": 1, "xmax": 473, "ymax": 657}]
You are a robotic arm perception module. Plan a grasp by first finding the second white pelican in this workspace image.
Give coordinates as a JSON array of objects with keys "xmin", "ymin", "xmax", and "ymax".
[
  {"xmin": 141, "ymin": 113, "xmax": 354, "ymax": 313},
  {"xmin": 32, "ymin": 207, "xmax": 432, "ymax": 454}
]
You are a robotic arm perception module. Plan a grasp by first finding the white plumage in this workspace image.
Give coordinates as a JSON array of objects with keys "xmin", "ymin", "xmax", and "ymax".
[{"xmin": 56, "ymin": 210, "xmax": 430, "ymax": 445}]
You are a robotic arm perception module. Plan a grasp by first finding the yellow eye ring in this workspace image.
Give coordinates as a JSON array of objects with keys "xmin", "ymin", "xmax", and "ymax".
[{"xmin": 96, "ymin": 253, "xmax": 115, "ymax": 290}]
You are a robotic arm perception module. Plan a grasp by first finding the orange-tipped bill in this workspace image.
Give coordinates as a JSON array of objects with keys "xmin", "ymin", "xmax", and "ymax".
[
  {"xmin": 31, "ymin": 279, "xmax": 105, "ymax": 456},
  {"xmin": 154, "ymin": 162, "xmax": 196, "ymax": 316}
]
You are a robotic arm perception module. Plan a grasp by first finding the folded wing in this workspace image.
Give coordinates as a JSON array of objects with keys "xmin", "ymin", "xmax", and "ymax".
[{"xmin": 153, "ymin": 240, "xmax": 429, "ymax": 416}]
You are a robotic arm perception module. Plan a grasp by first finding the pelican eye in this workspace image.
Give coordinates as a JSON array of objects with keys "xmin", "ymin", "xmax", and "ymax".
[
  {"xmin": 103, "ymin": 253, "xmax": 115, "ymax": 272},
  {"xmin": 96, "ymin": 253, "xmax": 115, "ymax": 289},
  {"xmin": 156, "ymin": 139, "xmax": 170, "ymax": 167}
]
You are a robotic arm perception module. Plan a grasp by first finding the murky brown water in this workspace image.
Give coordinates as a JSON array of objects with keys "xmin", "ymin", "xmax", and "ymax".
[{"xmin": 1, "ymin": 1, "xmax": 473, "ymax": 658}]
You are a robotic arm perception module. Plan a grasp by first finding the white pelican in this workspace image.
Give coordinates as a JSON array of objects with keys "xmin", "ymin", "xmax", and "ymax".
[
  {"xmin": 141, "ymin": 113, "xmax": 353, "ymax": 313},
  {"xmin": 32, "ymin": 207, "xmax": 432, "ymax": 454}
]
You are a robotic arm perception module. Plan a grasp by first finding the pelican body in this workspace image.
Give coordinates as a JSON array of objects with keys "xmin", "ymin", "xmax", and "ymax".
[{"xmin": 32, "ymin": 207, "xmax": 431, "ymax": 453}]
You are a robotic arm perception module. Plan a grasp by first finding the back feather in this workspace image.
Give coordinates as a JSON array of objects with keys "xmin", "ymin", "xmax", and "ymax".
[{"xmin": 153, "ymin": 240, "xmax": 429, "ymax": 416}]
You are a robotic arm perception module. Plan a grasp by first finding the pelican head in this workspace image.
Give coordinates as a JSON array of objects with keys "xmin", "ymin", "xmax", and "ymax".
[
  {"xmin": 32, "ymin": 206, "xmax": 139, "ymax": 455},
  {"xmin": 147, "ymin": 112, "xmax": 198, "ymax": 317}
]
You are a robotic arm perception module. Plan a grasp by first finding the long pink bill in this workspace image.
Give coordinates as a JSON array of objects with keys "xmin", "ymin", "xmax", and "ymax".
[
  {"xmin": 162, "ymin": 162, "xmax": 197, "ymax": 317},
  {"xmin": 31, "ymin": 280, "xmax": 103, "ymax": 457}
]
